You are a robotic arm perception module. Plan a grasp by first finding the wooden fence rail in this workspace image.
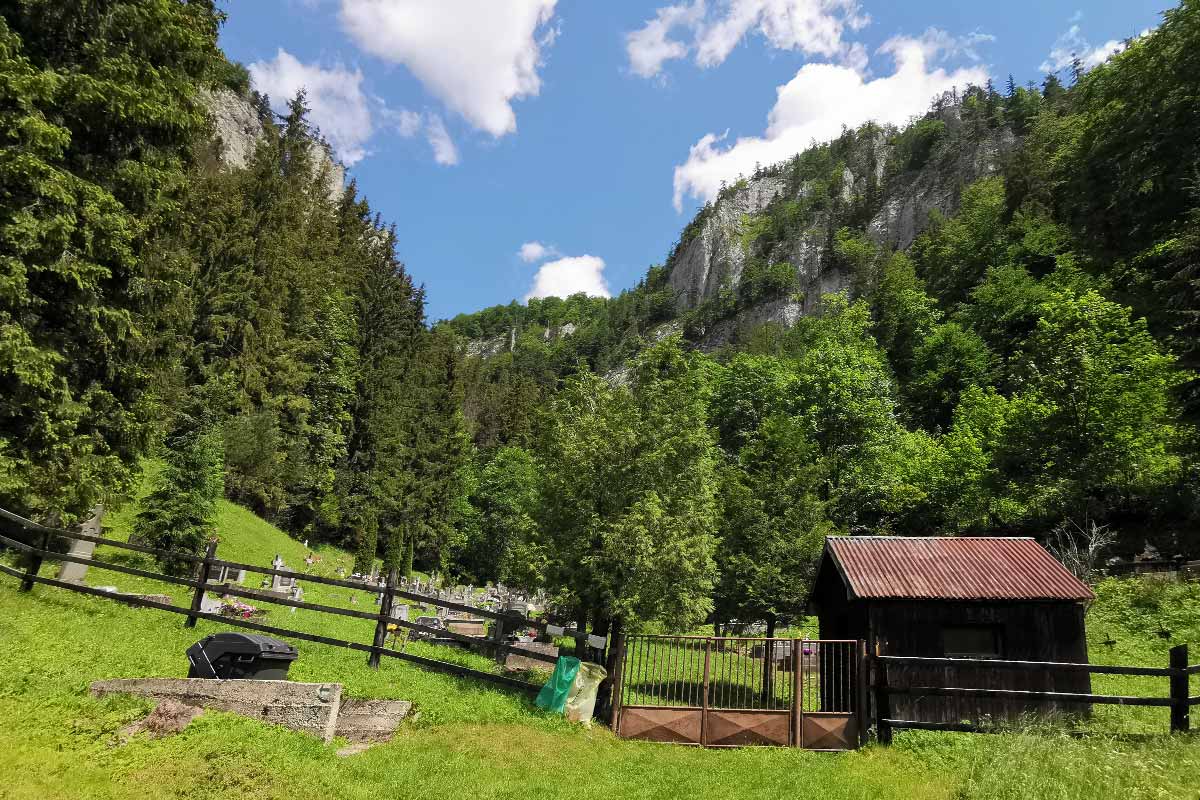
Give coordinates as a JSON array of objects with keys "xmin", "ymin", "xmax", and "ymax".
[
  {"xmin": 874, "ymin": 650, "xmax": 1197, "ymax": 742},
  {"xmin": 0, "ymin": 507, "xmax": 598, "ymax": 697}
]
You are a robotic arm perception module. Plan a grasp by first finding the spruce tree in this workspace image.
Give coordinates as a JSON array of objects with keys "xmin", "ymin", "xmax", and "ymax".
[{"xmin": 0, "ymin": 1, "xmax": 224, "ymax": 520}]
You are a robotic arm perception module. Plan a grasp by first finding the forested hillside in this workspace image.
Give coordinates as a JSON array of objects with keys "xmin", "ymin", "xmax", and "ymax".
[
  {"xmin": 2, "ymin": 0, "xmax": 1198, "ymax": 645},
  {"xmin": 443, "ymin": 1, "xmax": 1200, "ymax": 636},
  {"xmin": 0, "ymin": 1, "xmax": 467, "ymax": 575}
]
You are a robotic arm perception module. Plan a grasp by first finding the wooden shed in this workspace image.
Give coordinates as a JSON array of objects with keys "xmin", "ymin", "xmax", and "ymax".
[{"xmin": 809, "ymin": 536, "xmax": 1095, "ymax": 725}]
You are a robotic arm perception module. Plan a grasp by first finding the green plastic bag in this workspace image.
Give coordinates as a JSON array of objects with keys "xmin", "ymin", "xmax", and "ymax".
[{"xmin": 535, "ymin": 656, "xmax": 581, "ymax": 714}]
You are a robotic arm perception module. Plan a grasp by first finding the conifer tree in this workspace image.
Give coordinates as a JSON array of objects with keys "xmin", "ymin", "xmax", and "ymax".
[{"xmin": 0, "ymin": 1, "xmax": 224, "ymax": 520}]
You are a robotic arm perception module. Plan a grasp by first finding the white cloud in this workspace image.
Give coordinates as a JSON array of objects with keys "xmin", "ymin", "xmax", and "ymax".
[
  {"xmin": 1039, "ymin": 23, "xmax": 1129, "ymax": 73},
  {"xmin": 626, "ymin": 0, "xmax": 870, "ymax": 79},
  {"xmin": 383, "ymin": 108, "xmax": 459, "ymax": 166},
  {"xmin": 626, "ymin": 1, "xmax": 705, "ymax": 79},
  {"xmin": 339, "ymin": 0, "xmax": 558, "ymax": 137},
  {"xmin": 390, "ymin": 108, "xmax": 422, "ymax": 137},
  {"xmin": 526, "ymin": 255, "xmax": 611, "ymax": 300},
  {"xmin": 671, "ymin": 30, "xmax": 989, "ymax": 210},
  {"xmin": 248, "ymin": 49, "xmax": 374, "ymax": 165},
  {"xmin": 518, "ymin": 241, "xmax": 560, "ymax": 262},
  {"xmin": 425, "ymin": 114, "xmax": 459, "ymax": 166}
]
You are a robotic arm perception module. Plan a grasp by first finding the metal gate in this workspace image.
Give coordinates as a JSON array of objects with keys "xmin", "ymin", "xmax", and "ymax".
[{"xmin": 613, "ymin": 636, "xmax": 863, "ymax": 750}]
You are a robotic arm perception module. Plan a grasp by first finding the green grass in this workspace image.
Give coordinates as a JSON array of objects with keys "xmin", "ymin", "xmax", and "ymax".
[{"xmin": 2, "ymin": 492, "xmax": 1199, "ymax": 799}]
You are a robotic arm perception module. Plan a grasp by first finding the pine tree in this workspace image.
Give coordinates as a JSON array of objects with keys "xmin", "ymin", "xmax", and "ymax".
[{"xmin": 0, "ymin": 2, "xmax": 224, "ymax": 521}]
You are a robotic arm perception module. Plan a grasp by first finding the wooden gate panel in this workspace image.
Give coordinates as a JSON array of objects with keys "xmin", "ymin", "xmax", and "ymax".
[
  {"xmin": 618, "ymin": 706, "xmax": 702, "ymax": 744},
  {"xmin": 801, "ymin": 712, "xmax": 857, "ymax": 750},
  {"xmin": 613, "ymin": 636, "xmax": 863, "ymax": 750},
  {"xmin": 705, "ymin": 709, "xmax": 791, "ymax": 747}
]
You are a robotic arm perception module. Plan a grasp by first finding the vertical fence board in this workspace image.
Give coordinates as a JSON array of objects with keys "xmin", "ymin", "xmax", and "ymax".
[
  {"xmin": 19, "ymin": 530, "xmax": 50, "ymax": 592},
  {"xmin": 185, "ymin": 539, "xmax": 218, "ymax": 628},
  {"xmin": 1171, "ymin": 644, "xmax": 1190, "ymax": 733}
]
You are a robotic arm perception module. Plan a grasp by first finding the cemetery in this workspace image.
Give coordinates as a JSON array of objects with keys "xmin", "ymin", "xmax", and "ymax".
[{"xmin": 0, "ymin": 497, "xmax": 1199, "ymax": 799}]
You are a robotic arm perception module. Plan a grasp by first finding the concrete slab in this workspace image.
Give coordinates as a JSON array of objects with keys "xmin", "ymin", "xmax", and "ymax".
[
  {"xmin": 91, "ymin": 678, "xmax": 342, "ymax": 743},
  {"xmin": 333, "ymin": 698, "xmax": 413, "ymax": 743}
]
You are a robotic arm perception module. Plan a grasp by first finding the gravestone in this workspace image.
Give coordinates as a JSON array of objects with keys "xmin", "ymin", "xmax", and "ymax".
[
  {"xmin": 57, "ymin": 505, "xmax": 103, "ymax": 584},
  {"xmin": 392, "ymin": 604, "xmax": 409, "ymax": 622},
  {"xmin": 235, "ymin": 569, "xmax": 247, "ymax": 584},
  {"xmin": 270, "ymin": 555, "xmax": 286, "ymax": 591}
]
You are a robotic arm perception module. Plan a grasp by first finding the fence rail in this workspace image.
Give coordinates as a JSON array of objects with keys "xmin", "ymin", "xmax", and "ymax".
[
  {"xmin": 874, "ymin": 650, "xmax": 1197, "ymax": 742},
  {"xmin": 0, "ymin": 507, "xmax": 596, "ymax": 696}
]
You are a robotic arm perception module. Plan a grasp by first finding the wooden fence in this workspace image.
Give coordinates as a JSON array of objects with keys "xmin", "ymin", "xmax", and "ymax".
[
  {"xmin": 873, "ymin": 650, "xmax": 1200, "ymax": 741},
  {"xmin": 0, "ymin": 506, "xmax": 599, "ymax": 696}
]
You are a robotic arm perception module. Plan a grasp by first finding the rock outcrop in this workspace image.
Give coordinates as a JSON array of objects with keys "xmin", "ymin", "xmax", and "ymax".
[
  {"xmin": 665, "ymin": 108, "xmax": 1017, "ymax": 341},
  {"xmin": 201, "ymin": 88, "xmax": 346, "ymax": 202}
]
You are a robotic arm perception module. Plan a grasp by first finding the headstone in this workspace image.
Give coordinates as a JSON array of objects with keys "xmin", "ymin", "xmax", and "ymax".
[
  {"xmin": 392, "ymin": 604, "xmax": 409, "ymax": 621},
  {"xmin": 235, "ymin": 569, "xmax": 247, "ymax": 584},
  {"xmin": 271, "ymin": 555, "xmax": 286, "ymax": 591},
  {"xmin": 58, "ymin": 505, "xmax": 103, "ymax": 584},
  {"xmin": 290, "ymin": 584, "xmax": 303, "ymax": 613},
  {"xmin": 199, "ymin": 593, "xmax": 223, "ymax": 614}
]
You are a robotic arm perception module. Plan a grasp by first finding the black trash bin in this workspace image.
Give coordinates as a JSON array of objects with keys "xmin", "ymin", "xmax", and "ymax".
[{"xmin": 186, "ymin": 632, "xmax": 298, "ymax": 680}]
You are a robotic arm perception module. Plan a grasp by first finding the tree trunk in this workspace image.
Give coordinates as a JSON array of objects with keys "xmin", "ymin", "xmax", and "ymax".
[{"xmin": 761, "ymin": 614, "xmax": 777, "ymax": 704}]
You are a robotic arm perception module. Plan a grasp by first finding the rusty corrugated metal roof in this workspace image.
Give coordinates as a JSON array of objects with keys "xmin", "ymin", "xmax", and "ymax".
[{"xmin": 824, "ymin": 536, "xmax": 1095, "ymax": 601}]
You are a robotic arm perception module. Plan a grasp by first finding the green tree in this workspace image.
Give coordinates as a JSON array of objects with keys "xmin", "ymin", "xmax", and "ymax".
[
  {"xmin": 538, "ymin": 338, "xmax": 720, "ymax": 635},
  {"xmin": 907, "ymin": 322, "xmax": 993, "ymax": 430},
  {"xmin": 713, "ymin": 416, "xmax": 831, "ymax": 635},
  {"xmin": 871, "ymin": 252, "xmax": 940, "ymax": 383},
  {"xmin": 911, "ymin": 176, "xmax": 1009, "ymax": 308},
  {"xmin": 459, "ymin": 447, "xmax": 542, "ymax": 587},
  {"xmin": 0, "ymin": 1, "xmax": 224, "ymax": 521},
  {"xmin": 133, "ymin": 427, "xmax": 224, "ymax": 574}
]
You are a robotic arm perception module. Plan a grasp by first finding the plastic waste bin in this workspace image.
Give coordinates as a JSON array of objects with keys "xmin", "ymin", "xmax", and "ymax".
[
  {"xmin": 565, "ymin": 661, "xmax": 607, "ymax": 726},
  {"xmin": 186, "ymin": 632, "xmax": 298, "ymax": 680},
  {"xmin": 535, "ymin": 656, "xmax": 581, "ymax": 714}
]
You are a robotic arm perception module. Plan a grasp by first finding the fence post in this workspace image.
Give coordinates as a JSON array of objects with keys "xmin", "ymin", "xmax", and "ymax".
[
  {"xmin": 369, "ymin": 568, "xmax": 397, "ymax": 669},
  {"xmin": 19, "ymin": 529, "xmax": 51, "ymax": 592},
  {"xmin": 1170, "ymin": 644, "xmax": 1189, "ymax": 734},
  {"xmin": 492, "ymin": 617, "xmax": 507, "ymax": 665},
  {"xmin": 606, "ymin": 631, "xmax": 626, "ymax": 727},
  {"xmin": 874, "ymin": 642, "xmax": 892, "ymax": 745},
  {"xmin": 791, "ymin": 638, "xmax": 802, "ymax": 748},
  {"xmin": 857, "ymin": 640, "xmax": 870, "ymax": 749},
  {"xmin": 697, "ymin": 638, "xmax": 711, "ymax": 746},
  {"xmin": 185, "ymin": 539, "xmax": 218, "ymax": 629}
]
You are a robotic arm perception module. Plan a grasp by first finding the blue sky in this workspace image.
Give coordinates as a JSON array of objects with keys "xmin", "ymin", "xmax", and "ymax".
[{"xmin": 217, "ymin": 0, "xmax": 1167, "ymax": 322}]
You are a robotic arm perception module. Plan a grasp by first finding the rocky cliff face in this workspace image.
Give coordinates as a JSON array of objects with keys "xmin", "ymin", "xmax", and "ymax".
[
  {"xmin": 666, "ymin": 108, "xmax": 1017, "ymax": 341},
  {"xmin": 201, "ymin": 88, "xmax": 346, "ymax": 202}
]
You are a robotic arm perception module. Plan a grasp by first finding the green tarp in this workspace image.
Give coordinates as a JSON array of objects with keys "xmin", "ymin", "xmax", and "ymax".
[{"xmin": 535, "ymin": 655, "xmax": 581, "ymax": 713}]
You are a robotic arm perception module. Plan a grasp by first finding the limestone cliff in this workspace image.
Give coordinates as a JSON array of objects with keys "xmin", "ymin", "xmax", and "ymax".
[
  {"xmin": 665, "ymin": 107, "xmax": 1017, "ymax": 346},
  {"xmin": 201, "ymin": 88, "xmax": 346, "ymax": 202}
]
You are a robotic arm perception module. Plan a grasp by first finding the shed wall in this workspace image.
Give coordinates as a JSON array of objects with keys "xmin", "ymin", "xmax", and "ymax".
[{"xmin": 814, "ymin": 589, "xmax": 1091, "ymax": 724}]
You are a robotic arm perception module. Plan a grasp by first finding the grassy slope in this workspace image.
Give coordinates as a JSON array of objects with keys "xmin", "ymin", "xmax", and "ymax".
[{"xmin": 1, "ymin": 496, "xmax": 1198, "ymax": 799}]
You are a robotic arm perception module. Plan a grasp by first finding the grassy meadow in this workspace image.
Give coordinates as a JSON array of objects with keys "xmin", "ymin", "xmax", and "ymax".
[{"xmin": 0, "ymin": 490, "xmax": 1198, "ymax": 800}]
